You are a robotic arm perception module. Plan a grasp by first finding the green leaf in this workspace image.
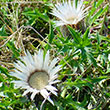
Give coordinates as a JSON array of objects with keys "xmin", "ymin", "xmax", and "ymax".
[
  {"xmin": 87, "ymin": 76, "xmax": 108, "ymax": 83},
  {"xmin": 66, "ymin": 76, "xmax": 108, "ymax": 91},
  {"xmin": 0, "ymin": 66, "xmax": 9, "ymax": 77},
  {"xmin": 82, "ymin": 28, "xmax": 90, "ymax": 41},
  {"xmin": 75, "ymin": 0, "xmax": 78, "ymax": 8},
  {"xmin": 0, "ymin": 74, "xmax": 4, "ymax": 82},
  {"xmin": 23, "ymin": 8, "xmax": 49, "ymax": 23},
  {"xmin": 86, "ymin": 52, "xmax": 97, "ymax": 66},
  {"xmin": 48, "ymin": 22, "xmax": 54, "ymax": 44},
  {"xmin": 0, "ymin": 104, "xmax": 6, "ymax": 110},
  {"xmin": 0, "ymin": 25, "xmax": 8, "ymax": 36},
  {"xmin": 67, "ymin": 26, "xmax": 81, "ymax": 44},
  {"xmin": 89, "ymin": 5, "xmax": 108, "ymax": 25},
  {"xmin": 6, "ymin": 41, "xmax": 20, "ymax": 58},
  {"xmin": 80, "ymin": 47, "xmax": 87, "ymax": 60},
  {"xmin": 90, "ymin": 8, "xmax": 103, "ymax": 25},
  {"xmin": 96, "ymin": 0, "xmax": 104, "ymax": 7},
  {"xmin": 65, "ymin": 94, "xmax": 87, "ymax": 110},
  {"xmin": 88, "ymin": 0, "xmax": 104, "ymax": 17},
  {"xmin": 38, "ymin": 11, "xmax": 49, "ymax": 22},
  {"xmin": 81, "ymin": 28, "xmax": 90, "ymax": 47},
  {"xmin": 108, "ymin": 25, "xmax": 110, "ymax": 29},
  {"xmin": 66, "ymin": 79, "xmax": 93, "ymax": 90},
  {"xmin": 96, "ymin": 32, "xmax": 101, "ymax": 45}
]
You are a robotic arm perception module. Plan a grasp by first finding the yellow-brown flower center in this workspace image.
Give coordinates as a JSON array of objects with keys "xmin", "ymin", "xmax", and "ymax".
[
  {"xmin": 66, "ymin": 15, "xmax": 78, "ymax": 23},
  {"xmin": 66, "ymin": 17, "xmax": 75, "ymax": 22},
  {"xmin": 28, "ymin": 71, "xmax": 49, "ymax": 90}
]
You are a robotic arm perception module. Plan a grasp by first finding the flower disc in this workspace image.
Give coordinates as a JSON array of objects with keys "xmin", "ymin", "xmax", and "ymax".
[{"xmin": 28, "ymin": 71, "xmax": 49, "ymax": 90}]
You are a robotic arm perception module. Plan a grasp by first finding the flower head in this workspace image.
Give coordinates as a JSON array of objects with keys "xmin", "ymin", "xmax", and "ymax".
[
  {"xmin": 51, "ymin": 0, "xmax": 89, "ymax": 27},
  {"xmin": 10, "ymin": 50, "xmax": 61, "ymax": 105}
]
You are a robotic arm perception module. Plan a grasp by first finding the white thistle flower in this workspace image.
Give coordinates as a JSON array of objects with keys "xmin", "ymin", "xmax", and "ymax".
[
  {"xmin": 51, "ymin": 0, "xmax": 89, "ymax": 27},
  {"xmin": 10, "ymin": 50, "xmax": 61, "ymax": 105}
]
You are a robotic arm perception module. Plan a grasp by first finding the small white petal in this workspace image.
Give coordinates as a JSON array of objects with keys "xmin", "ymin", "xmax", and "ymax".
[
  {"xmin": 22, "ymin": 90, "xmax": 30, "ymax": 96},
  {"xmin": 43, "ymin": 50, "xmax": 49, "ymax": 71},
  {"xmin": 31, "ymin": 90, "xmax": 39, "ymax": 100},
  {"xmin": 40, "ymin": 89, "xmax": 49, "ymax": 99},
  {"xmin": 50, "ymin": 65, "xmax": 61, "ymax": 77},
  {"xmin": 54, "ymin": 21, "xmax": 66, "ymax": 27},
  {"xmin": 37, "ymin": 50, "xmax": 44, "ymax": 70},
  {"xmin": 49, "ymin": 74, "xmax": 58, "ymax": 82},
  {"xmin": 50, "ymin": 90, "xmax": 57, "ymax": 96},
  {"xmin": 10, "ymin": 72, "xmax": 27, "ymax": 80},
  {"xmin": 26, "ymin": 51, "xmax": 34, "ymax": 63},
  {"xmin": 33, "ymin": 53, "xmax": 42, "ymax": 70},
  {"xmin": 45, "ymin": 85, "xmax": 57, "ymax": 91},
  {"xmin": 46, "ymin": 85, "xmax": 58, "ymax": 96},
  {"xmin": 49, "ymin": 80, "xmax": 60, "ymax": 85},
  {"xmin": 14, "ymin": 62, "xmax": 24, "ymax": 72},
  {"xmin": 16, "ymin": 60, "xmax": 26, "ymax": 69},
  {"xmin": 22, "ymin": 88, "xmax": 33, "ymax": 96},
  {"xmin": 47, "ymin": 96, "xmax": 54, "ymax": 105},
  {"xmin": 12, "ymin": 80, "xmax": 26, "ymax": 87},
  {"xmin": 21, "ymin": 85, "xmax": 30, "ymax": 89},
  {"xmin": 14, "ymin": 63, "xmax": 30, "ymax": 75},
  {"xmin": 48, "ymin": 58, "xmax": 58, "ymax": 73},
  {"xmin": 41, "ymin": 89, "xmax": 54, "ymax": 105}
]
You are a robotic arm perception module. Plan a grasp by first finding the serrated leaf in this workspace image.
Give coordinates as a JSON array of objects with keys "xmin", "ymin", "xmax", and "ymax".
[
  {"xmin": 67, "ymin": 26, "xmax": 81, "ymax": 44},
  {"xmin": 82, "ymin": 28, "xmax": 89, "ymax": 41}
]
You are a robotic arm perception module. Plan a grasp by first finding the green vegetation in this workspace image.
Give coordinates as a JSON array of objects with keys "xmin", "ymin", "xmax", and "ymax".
[{"xmin": 0, "ymin": 0, "xmax": 110, "ymax": 109}]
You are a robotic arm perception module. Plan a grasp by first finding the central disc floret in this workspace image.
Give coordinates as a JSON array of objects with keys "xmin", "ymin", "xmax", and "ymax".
[
  {"xmin": 28, "ymin": 71, "xmax": 49, "ymax": 90},
  {"xmin": 66, "ymin": 16, "xmax": 77, "ymax": 23}
]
